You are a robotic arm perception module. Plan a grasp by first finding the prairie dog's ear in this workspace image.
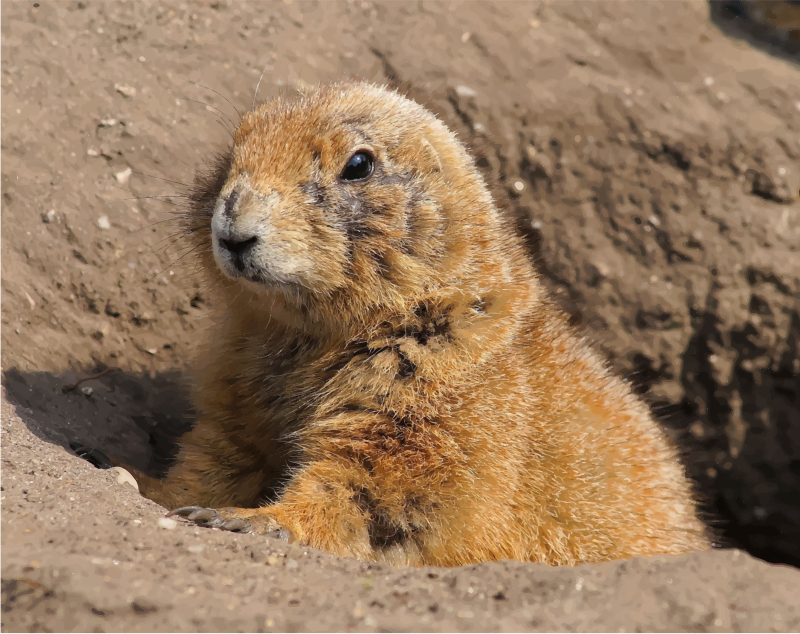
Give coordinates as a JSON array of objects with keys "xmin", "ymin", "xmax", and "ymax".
[{"xmin": 420, "ymin": 136, "xmax": 444, "ymax": 174}]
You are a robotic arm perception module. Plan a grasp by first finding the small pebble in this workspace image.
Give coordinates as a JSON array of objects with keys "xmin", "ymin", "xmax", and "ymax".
[
  {"xmin": 455, "ymin": 85, "xmax": 477, "ymax": 98},
  {"xmin": 81, "ymin": 386, "xmax": 93, "ymax": 396},
  {"xmin": 97, "ymin": 216, "xmax": 111, "ymax": 230},
  {"xmin": 188, "ymin": 544, "xmax": 205, "ymax": 553},
  {"xmin": 158, "ymin": 517, "xmax": 177, "ymax": 530},
  {"xmin": 41, "ymin": 209, "xmax": 55, "ymax": 223},
  {"xmin": 115, "ymin": 168, "xmax": 132, "ymax": 184},
  {"xmin": 114, "ymin": 83, "xmax": 136, "ymax": 98},
  {"xmin": 112, "ymin": 467, "xmax": 139, "ymax": 491}
]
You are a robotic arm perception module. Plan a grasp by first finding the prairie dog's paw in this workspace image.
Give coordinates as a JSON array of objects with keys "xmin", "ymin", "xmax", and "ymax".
[
  {"xmin": 166, "ymin": 506, "xmax": 293, "ymax": 541},
  {"xmin": 167, "ymin": 506, "xmax": 251, "ymax": 532}
]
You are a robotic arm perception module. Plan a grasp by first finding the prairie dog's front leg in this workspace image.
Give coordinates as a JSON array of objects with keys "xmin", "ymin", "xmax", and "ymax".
[
  {"xmin": 174, "ymin": 457, "xmax": 434, "ymax": 567},
  {"xmin": 161, "ymin": 410, "xmax": 471, "ymax": 566},
  {"xmin": 117, "ymin": 422, "xmax": 278, "ymax": 511}
]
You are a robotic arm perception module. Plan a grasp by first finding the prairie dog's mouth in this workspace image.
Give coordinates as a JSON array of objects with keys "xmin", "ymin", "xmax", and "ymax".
[
  {"xmin": 211, "ymin": 187, "xmax": 265, "ymax": 284},
  {"xmin": 210, "ymin": 181, "xmax": 315, "ymax": 289}
]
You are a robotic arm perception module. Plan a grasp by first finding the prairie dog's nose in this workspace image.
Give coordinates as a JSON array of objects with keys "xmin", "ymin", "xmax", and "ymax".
[{"xmin": 219, "ymin": 235, "xmax": 257, "ymax": 272}]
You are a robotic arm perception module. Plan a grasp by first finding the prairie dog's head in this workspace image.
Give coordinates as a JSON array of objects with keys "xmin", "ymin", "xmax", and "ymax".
[{"xmin": 189, "ymin": 81, "xmax": 529, "ymax": 326}]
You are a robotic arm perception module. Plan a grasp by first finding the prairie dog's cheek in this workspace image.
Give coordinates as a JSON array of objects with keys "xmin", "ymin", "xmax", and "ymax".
[{"xmin": 265, "ymin": 216, "xmax": 350, "ymax": 288}]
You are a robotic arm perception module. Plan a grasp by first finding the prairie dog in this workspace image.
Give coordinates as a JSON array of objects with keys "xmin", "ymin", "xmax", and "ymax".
[{"xmin": 126, "ymin": 80, "xmax": 709, "ymax": 567}]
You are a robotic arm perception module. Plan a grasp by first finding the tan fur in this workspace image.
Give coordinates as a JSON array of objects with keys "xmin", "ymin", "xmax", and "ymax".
[{"xmin": 127, "ymin": 81, "xmax": 709, "ymax": 567}]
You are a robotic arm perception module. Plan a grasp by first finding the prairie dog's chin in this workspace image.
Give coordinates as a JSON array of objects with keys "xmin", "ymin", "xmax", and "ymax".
[{"xmin": 211, "ymin": 244, "xmax": 285, "ymax": 290}]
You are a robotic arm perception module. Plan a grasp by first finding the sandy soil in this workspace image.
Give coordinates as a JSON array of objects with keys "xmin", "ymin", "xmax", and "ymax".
[
  {"xmin": 2, "ymin": 0, "xmax": 800, "ymax": 631},
  {"xmin": 3, "ymin": 400, "xmax": 800, "ymax": 632}
]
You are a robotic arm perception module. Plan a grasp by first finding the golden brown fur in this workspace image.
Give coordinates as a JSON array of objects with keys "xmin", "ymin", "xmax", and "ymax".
[{"xmin": 126, "ymin": 81, "xmax": 709, "ymax": 566}]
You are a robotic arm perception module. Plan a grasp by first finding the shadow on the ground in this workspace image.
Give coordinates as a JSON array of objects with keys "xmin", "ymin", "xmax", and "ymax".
[{"xmin": 2, "ymin": 365, "xmax": 193, "ymax": 478}]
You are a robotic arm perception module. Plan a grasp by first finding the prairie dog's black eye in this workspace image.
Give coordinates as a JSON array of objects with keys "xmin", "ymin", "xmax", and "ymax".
[{"xmin": 340, "ymin": 151, "xmax": 375, "ymax": 182}]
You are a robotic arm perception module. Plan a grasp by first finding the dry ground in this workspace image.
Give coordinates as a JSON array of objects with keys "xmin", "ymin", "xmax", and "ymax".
[{"xmin": 3, "ymin": 0, "xmax": 800, "ymax": 631}]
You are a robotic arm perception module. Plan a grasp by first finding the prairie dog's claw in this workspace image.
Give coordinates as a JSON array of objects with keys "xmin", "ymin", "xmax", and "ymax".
[
  {"xmin": 188, "ymin": 508, "xmax": 218, "ymax": 523},
  {"xmin": 167, "ymin": 506, "xmax": 205, "ymax": 518},
  {"xmin": 166, "ymin": 506, "xmax": 252, "ymax": 533},
  {"xmin": 266, "ymin": 527, "xmax": 292, "ymax": 543},
  {"xmin": 221, "ymin": 518, "xmax": 250, "ymax": 531}
]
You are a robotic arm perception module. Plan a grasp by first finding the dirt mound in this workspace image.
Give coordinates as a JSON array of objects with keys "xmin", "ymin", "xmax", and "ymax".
[
  {"xmin": 3, "ymin": 398, "xmax": 800, "ymax": 632},
  {"xmin": 2, "ymin": 0, "xmax": 800, "ymax": 630}
]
